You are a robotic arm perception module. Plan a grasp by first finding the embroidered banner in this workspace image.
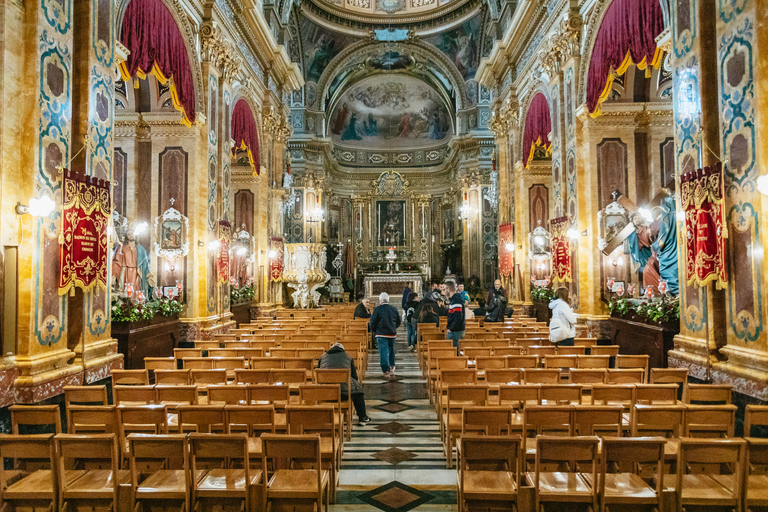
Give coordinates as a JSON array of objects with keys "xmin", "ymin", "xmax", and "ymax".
[
  {"xmin": 269, "ymin": 237, "xmax": 284, "ymax": 282},
  {"xmin": 499, "ymin": 223, "xmax": 515, "ymax": 278},
  {"xmin": 550, "ymin": 216, "xmax": 572, "ymax": 283},
  {"xmin": 59, "ymin": 169, "xmax": 111, "ymax": 295},
  {"xmin": 681, "ymin": 162, "xmax": 728, "ymax": 288},
  {"xmin": 216, "ymin": 221, "xmax": 231, "ymax": 284}
]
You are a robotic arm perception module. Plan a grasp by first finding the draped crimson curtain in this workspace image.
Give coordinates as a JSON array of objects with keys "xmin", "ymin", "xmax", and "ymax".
[
  {"xmin": 522, "ymin": 93, "xmax": 551, "ymax": 168},
  {"xmin": 231, "ymin": 99, "xmax": 260, "ymax": 173},
  {"xmin": 119, "ymin": 0, "xmax": 196, "ymax": 125},
  {"xmin": 586, "ymin": 0, "xmax": 665, "ymax": 115}
]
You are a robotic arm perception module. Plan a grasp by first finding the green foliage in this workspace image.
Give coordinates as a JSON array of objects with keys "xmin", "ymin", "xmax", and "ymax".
[
  {"xmin": 607, "ymin": 298, "xmax": 632, "ymax": 316},
  {"xmin": 609, "ymin": 296, "xmax": 680, "ymax": 323},
  {"xmin": 530, "ymin": 286, "xmax": 554, "ymax": 302},
  {"xmin": 111, "ymin": 297, "xmax": 183, "ymax": 323},
  {"xmin": 230, "ymin": 285, "xmax": 255, "ymax": 304}
]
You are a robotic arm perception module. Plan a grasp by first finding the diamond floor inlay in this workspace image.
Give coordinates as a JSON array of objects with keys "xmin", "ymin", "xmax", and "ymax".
[
  {"xmin": 357, "ymin": 481, "xmax": 435, "ymax": 512},
  {"xmin": 372, "ymin": 446, "xmax": 417, "ymax": 465}
]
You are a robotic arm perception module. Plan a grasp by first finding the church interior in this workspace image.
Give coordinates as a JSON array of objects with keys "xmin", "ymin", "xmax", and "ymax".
[{"xmin": 2, "ymin": 0, "xmax": 768, "ymax": 509}]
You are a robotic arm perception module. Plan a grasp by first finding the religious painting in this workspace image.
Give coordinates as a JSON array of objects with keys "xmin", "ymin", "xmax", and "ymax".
[
  {"xmin": 376, "ymin": 200, "xmax": 406, "ymax": 246},
  {"xmin": 161, "ymin": 219, "xmax": 182, "ymax": 250},
  {"xmin": 426, "ymin": 13, "xmax": 482, "ymax": 80},
  {"xmin": 328, "ymin": 206, "xmax": 341, "ymax": 242},
  {"xmin": 302, "ymin": 18, "xmax": 357, "ymax": 83},
  {"xmin": 329, "ymin": 76, "xmax": 451, "ymax": 148},
  {"xmin": 366, "ymin": 50, "xmax": 414, "ymax": 70},
  {"xmin": 443, "ymin": 206, "xmax": 454, "ymax": 242}
]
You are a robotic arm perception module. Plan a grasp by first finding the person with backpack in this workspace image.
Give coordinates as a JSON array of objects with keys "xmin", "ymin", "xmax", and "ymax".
[
  {"xmin": 405, "ymin": 293, "xmax": 420, "ymax": 352},
  {"xmin": 446, "ymin": 281, "xmax": 466, "ymax": 348}
]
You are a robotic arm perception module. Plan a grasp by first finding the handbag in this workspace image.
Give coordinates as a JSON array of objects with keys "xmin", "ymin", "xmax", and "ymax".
[{"xmin": 549, "ymin": 317, "xmax": 570, "ymax": 343}]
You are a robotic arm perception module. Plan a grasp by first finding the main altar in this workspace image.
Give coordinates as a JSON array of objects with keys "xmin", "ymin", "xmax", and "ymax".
[{"xmin": 363, "ymin": 273, "xmax": 423, "ymax": 298}]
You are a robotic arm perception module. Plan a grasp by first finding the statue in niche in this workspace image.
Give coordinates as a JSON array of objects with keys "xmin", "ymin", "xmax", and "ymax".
[{"xmin": 111, "ymin": 213, "xmax": 154, "ymax": 299}]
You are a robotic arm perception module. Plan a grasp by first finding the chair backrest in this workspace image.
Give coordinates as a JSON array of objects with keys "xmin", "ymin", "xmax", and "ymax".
[
  {"xmin": 250, "ymin": 357, "xmax": 283, "ymax": 370},
  {"xmin": 224, "ymin": 405, "xmax": 275, "ymax": 436},
  {"xmin": 283, "ymin": 357, "xmax": 314, "ymax": 371},
  {"xmin": 299, "ymin": 384, "xmax": 341, "ymax": 409},
  {"xmin": 606, "ymin": 368, "xmax": 645, "ymax": 384},
  {"xmin": 156, "ymin": 385, "xmax": 198, "ymax": 406},
  {"xmin": 600, "ymin": 436, "xmax": 665, "ymax": 500},
  {"xmin": 439, "ymin": 369, "xmax": 478, "ymax": 386},
  {"xmin": 188, "ymin": 433, "xmax": 249, "ymax": 495},
  {"xmin": 286, "ymin": 405, "xmax": 336, "ymax": 438},
  {"xmin": 183, "ymin": 357, "xmax": 214, "ymax": 370},
  {"xmin": 649, "ymin": 367, "xmax": 688, "ymax": 384},
  {"xmin": 572, "ymin": 405, "xmax": 623, "ymax": 436},
  {"xmin": 745, "ymin": 405, "xmax": 768, "ymax": 437},
  {"xmin": 144, "ymin": 357, "xmax": 176, "ymax": 371},
  {"xmin": 437, "ymin": 357, "xmax": 469, "ymax": 370},
  {"xmin": 534, "ymin": 435, "xmax": 599, "ymax": 496},
  {"xmin": 177, "ymin": 405, "xmax": 226, "ymax": 433},
  {"xmin": 507, "ymin": 355, "xmax": 539, "ymax": 369},
  {"xmin": 615, "ymin": 355, "xmax": 649, "ymax": 380},
  {"xmin": 684, "ymin": 404, "xmax": 737, "ymax": 438},
  {"xmin": 685, "ymin": 383, "xmax": 732, "ymax": 404},
  {"xmin": 493, "ymin": 347, "xmax": 523, "ymax": 357},
  {"xmin": 270, "ymin": 368, "xmax": 306, "ymax": 384},
  {"xmin": 207, "ymin": 384, "xmax": 248, "ymax": 405},
  {"xmin": 112, "ymin": 369, "xmax": 150, "ymax": 386},
  {"xmin": 0, "ymin": 433, "xmax": 56, "ymax": 497},
  {"xmin": 269, "ymin": 348, "xmax": 297, "ymax": 358},
  {"xmin": 118, "ymin": 404, "xmax": 169, "ymax": 437},
  {"xmin": 261, "ymin": 434, "xmax": 322, "ymax": 476},
  {"xmin": 207, "ymin": 348, "xmax": 239, "ymax": 357},
  {"xmin": 631, "ymin": 404, "xmax": 685, "ymax": 438},
  {"xmin": 174, "ymin": 348, "xmax": 203, "ymax": 360},
  {"xmin": 211, "ymin": 357, "xmax": 247, "ymax": 371},
  {"xmin": 235, "ymin": 369, "xmax": 271, "ymax": 384},
  {"xmin": 543, "ymin": 355, "xmax": 578, "ymax": 370},
  {"xmin": 634, "ymin": 384, "xmax": 678, "ymax": 405},
  {"xmin": 528, "ymin": 346, "xmax": 556, "ymax": 358},
  {"xmin": 540, "ymin": 384, "xmax": 583, "ymax": 405},
  {"xmin": 485, "ymin": 368, "xmax": 523, "ymax": 385},
  {"xmin": 591, "ymin": 384, "xmax": 634, "ymax": 408},
  {"xmin": 577, "ymin": 355, "xmax": 610, "ymax": 369},
  {"xmin": 677, "ymin": 438, "xmax": 745, "ymax": 509},
  {"xmin": 190, "ymin": 369, "xmax": 228, "ymax": 386},
  {"xmin": 446, "ymin": 385, "xmax": 489, "ymax": 407},
  {"xmin": 590, "ymin": 345, "xmax": 620, "ymax": 357},
  {"xmin": 194, "ymin": 340, "xmax": 220, "ymax": 350},
  {"xmin": 523, "ymin": 369, "xmax": 560, "ymax": 384},
  {"xmin": 127, "ymin": 433, "xmax": 190, "ymax": 496},
  {"xmin": 56, "ymin": 434, "xmax": 119, "ymax": 499},
  {"xmin": 458, "ymin": 435, "xmax": 521, "ymax": 486},
  {"xmin": 64, "ymin": 385, "xmax": 109, "ymax": 407},
  {"xmin": 522, "ymin": 406, "xmax": 573, "ymax": 451},
  {"xmin": 569, "ymin": 369, "xmax": 607, "ymax": 385},
  {"xmin": 462, "ymin": 407, "xmax": 514, "ymax": 435},
  {"xmin": 67, "ymin": 405, "xmax": 118, "ymax": 434},
  {"xmin": 556, "ymin": 346, "xmax": 587, "ymax": 356},
  {"xmin": 463, "ymin": 347, "xmax": 493, "ymax": 359},
  {"xmin": 153, "ymin": 369, "xmax": 191, "ymax": 385},
  {"xmin": 248, "ymin": 384, "xmax": 290, "ymax": 404},
  {"xmin": 10, "ymin": 405, "xmax": 62, "ymax": 434},
  {"xmin": 475, "ymin": 356, "xmax": 506, "ymax": 370},
  {"xmin": 498, "ymin": 384, "xmax": 541, "ymax": 409},
  {"xmin": 113, "ymin": 385, "xmax": 156, "ymax": 405}
]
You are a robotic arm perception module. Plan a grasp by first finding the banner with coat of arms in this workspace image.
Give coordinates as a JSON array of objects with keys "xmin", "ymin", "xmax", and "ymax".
[
  {"xmin": 269, "ymin": 237, "xmax": 284, "ymax": 282},
  {"xmin": 499, "ymin": 223, "xmax": 514, "ymax": 278},
  {"xmin": 217, "ymin": 221, "xmax": 231, "ymax": 284},
  {"xmin": 59, "ymin": 169, "xmax": 111, "ymax": 295},
  {"xmin": 681, "ymin": 162, "xmax": 728, "ymax": 288},
  {"xmin": 550, "ymin": 216, "xmax": 572, "ymax": 283}
]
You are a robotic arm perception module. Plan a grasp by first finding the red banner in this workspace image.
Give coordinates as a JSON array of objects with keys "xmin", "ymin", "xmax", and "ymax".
[
  {"xmin": 59, "ymin": 169, "xmax": 111, "ymax": 295},
  {"xmin": 269, "ymin": 237, "xmax": 284, "ymax": 282},
  {"xmin": 499, "ymin": 223, "xmax": 514, "ymax": 278},
  {"xmin": 217, "ymin": 221, "xmax": 231, "ymax": 284},
  {"xmin": 550, "ymin": 216, "xmax": 572, "ymax": 283},
  {"xmin": 681, "ymin": 163, "xmax": 728, "ymax": 288}
]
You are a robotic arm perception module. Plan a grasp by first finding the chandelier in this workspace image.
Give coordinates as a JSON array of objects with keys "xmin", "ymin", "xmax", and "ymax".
[
  {"xmin": 484, "ymin": 170, "xmax": 499, "ymax": 213},
  {"xmin": 458, "ymin": 191, "xmax": 473, "ymax": 220}
]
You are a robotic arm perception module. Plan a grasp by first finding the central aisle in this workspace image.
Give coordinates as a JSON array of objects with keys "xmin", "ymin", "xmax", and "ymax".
[{"xmin": 333, "ymin": 326, "xmax": 457, "ymax": 511}]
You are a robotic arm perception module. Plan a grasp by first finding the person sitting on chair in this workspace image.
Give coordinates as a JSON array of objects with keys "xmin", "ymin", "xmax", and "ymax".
[{"xmin": 319, "ymin": 342, "xmax": 371, "ymax": 425}]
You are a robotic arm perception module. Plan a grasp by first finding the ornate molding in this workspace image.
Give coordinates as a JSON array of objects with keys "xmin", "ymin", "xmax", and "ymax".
[
  {"xmin": 262, "ymin": 105, "xmax": 292, "ymax": 142},
  {"xmin": 489, "ymin": 97, "xmax": 519, "ymax": 138},
  {"xmin": 201, "ymin": 20, "xmax": 244, "ymax": 83}
]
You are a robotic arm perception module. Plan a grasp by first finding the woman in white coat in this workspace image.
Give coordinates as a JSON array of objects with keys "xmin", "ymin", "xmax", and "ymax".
[{"xmin": 549, "ymin": 287, "xmax": 577, "ymax": 346}]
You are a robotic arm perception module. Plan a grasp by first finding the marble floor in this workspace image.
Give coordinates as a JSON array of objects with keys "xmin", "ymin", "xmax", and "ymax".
[{"xmin": 332, "ymin": 330, "xmax": 457, "ymax": 512}]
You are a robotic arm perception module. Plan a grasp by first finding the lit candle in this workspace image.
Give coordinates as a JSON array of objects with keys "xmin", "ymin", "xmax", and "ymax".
[
  {"xmin": 125, "ymin": 284, "xmax": 134, "ymax": 298},
  {"xmin": 137, "ymin": 291, "xmax": 144, "ymax": 303},
  {"xmin": 167, "ymin": 288, "xmax": 175, "ymax": 299}
]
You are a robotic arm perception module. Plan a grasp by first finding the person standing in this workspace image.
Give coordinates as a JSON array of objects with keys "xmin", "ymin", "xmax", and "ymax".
[
  {"xmin": 319, "ymin": 342, "xmax": 371, "ymax": 424},
  {"xmin": 370, "ymin": 292, "xmax": 401, "ymax": 379},
  {"xmin": 405, "ymin": 293, "xmax": 420, "ymax": 351},
  {"xmin": 401, "ymin": 286, "xmax": 412, "ymax": 309},
  {"xmin": 549, "ymin": 287, "xmax": 577, "ymax": 346},
  {"xmin": 446, "ymin": 282, "xmax": 466, "ymax": 348}
]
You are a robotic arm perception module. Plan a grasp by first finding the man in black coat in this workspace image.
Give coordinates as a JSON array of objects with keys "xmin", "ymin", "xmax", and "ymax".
[
  {"xmin": 369, "ymin": 292, "xmax": 401, "ymax": 379},
  {"xmin": 319, "ymin": 343, "xmax": 371, "ymax": 424},
  {"xmin": 486, "ymin": 279, "xmax": 509, "ymax": 322}
]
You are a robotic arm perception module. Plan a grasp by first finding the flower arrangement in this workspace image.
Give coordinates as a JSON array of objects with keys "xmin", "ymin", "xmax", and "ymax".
[
  {"xmin": 530, "ymin": 286, "xmax": 555, "ymax": 302},
  {"xmin": 111, "ymin": 296, "xmax": 184, "ymax": 323},
  {"xmin": 608, "ymin": 295, "xmax": 680, "ymax": 323},
  {"xmin": 230, "ymin": 285, "xmax": 255, "ymax": 304}
]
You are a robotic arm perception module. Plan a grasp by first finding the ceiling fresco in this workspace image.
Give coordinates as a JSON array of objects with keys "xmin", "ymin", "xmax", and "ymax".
[{"xmin": 424, "ymin": 12, "xmax": 483, "ymax": 80}]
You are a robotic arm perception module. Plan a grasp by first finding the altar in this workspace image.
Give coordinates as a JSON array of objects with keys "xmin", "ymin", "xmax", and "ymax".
[{"xmin": 363, "ymin": 273, "xmax": 423, "ymax": 298}]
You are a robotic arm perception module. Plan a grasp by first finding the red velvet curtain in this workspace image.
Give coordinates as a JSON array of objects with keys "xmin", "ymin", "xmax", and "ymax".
[
  {"xmin": 120, "ymin": 0, "xmax": 196, "ymax": 125},
  {"xmin": 231, "ymin": 99, "xmax": 260, "ymax": 172},
  {"xmin": 586, "ymin": 0, "xmax": 664, "ymax": 115},
  {"xmin": 522, "ymin": 93, "xmax": 551, "ymax": 168}
]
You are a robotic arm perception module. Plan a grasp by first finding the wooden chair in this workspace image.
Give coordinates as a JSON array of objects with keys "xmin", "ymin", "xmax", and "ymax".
[
  {"xmin": 177, "ymin": 405, "xmax": 226, "ymax": 433},
  {"xmin": 250, "ymin": 357, "xmax": 283, "ymax": 370},
  {"xmin": 543, "ymin": 355, "xmax": 578, "ymax": 370},
  {"xmin": 225, "ymin": 405, "xmax": 276, "ymax": 465},
  {"xmin": 190, "ymin": 369, "xmax": 228, "ymax": 389},
  {"xmin": 463, "ymin": 347, "xmax": 493, "ymax": 359},
  {"xmin": 685, "ymin": 383, "xmax": 732, "ymax": 404},
  {"xmin": 211, "ymin": 357, "xmax": 247, "ymax": 378},
  {"xmin": 207, "ymin": 384, "xmax": 249, "ymax": 405},
  {"xmin": 461, "ymin": 406, "xmax": 515, "ymax": 436},
  {"xmin": 606, "ymin": 368, "xmax": 645, "ymax": 384},
  {"xmin": 684, "ymin": 404, "xmax": 737, "ymax": 438},
  {"xmin": 540, "ymin": 384, "xmax": 583, "ymax": 405},
  {"xmin": 194, "ymin": 340, "xmax": 220, "ymax": 350},
  {"xmin": 55, "ymin": 434, "xmax": 128, "ymax": 510},
  {"xmin": 745, "ymin": 437, "xmax": 768, "ymax": 509},
  {"xmin": 674, "ymin": 438, "xmax": 745, "ymax": 512},
  {"xmin": 528, "ymin": 345, "xmax": 556, "ymax": 358},
  {"xmin": 498, "ymin": 384, "xmax": 541, "ymax": 410},
  {"xmin": 207, "ymin": 348, "xmax": 239, "ymax": 357},
  {"xmin": 572, "ymin": 405, "xmax": 623, "ymax": 437},
  {"xmin": 745, "ymin": 404, "xmax": 768, "ymax": 437},
  {"xmin": 590, "ymin": 345, "xmax": 620, "ymax": 358},
  {"xmin": 261, "ymin": 434, "xmax": 329, "ymax": 512},
  {"xmin": 577, "ymin": 355, "xmax": 611, "ymax": 369},
  {"xmin": 595, "ymin": 437, "xmax": 665, "ymax": 512},
  {"xmin": 457, "ymin": 435, "xmax": 521, "ymax": 512},
  {"xmin": 235, "ymin": 369, "xmax": 272, "ymax": 384},
  {"xmin": 153, "ymin": 369, "xmax": 191, "ymax": 385},
  {"xmin": 591, "ymin": 385, "xmax": 634, "ymax": 410},
  {"xmin": 523, "ymin": 369, "xmax": 560, "ymax": 384},
  {"xmin": 531, "ymin": 435, "xmax": 599, "ymax": 512},
  {"xmin": 143, "ymin": 357, "xmax": 175, "ymax": 371},
  {"xmin": 270, "ymin": 368, "xmax": 307, "ymax": 386},
  {"xmin": 67, "ymin": 405, "xmax": 118, "ymax": 435},
  {"xmin": 64, "ymin": 385, "xmax": 108, "ymax": 407},
  {"xmin": 649, "ymin": 367, "xmax": 689, "ymax": 400},
  {"xmin": 189, "ymin": 433, "xmax": 259, "ymax": 512},
  {"xmin": 493, "ymin": 346, "xmax": 523, "ymax": 357},
  {"xmin": 556, "ymin": 346, "xmax": 586, "ymax": 356},
  {"xmin": 475, "ymin": 356, "xmax": 506, "ymax": 372},
  {"xmin": 631, "ymin": 404, "xmax": 685, "ymax": 445},
  {"xmin": 435, "ymin": 369, "xmax": 478, "ymax": 408},
  {"xmin": 117, "ymin": 405, "xmax": 169, "ymax": 454},
  {"xmin": 0, "ymin": 433, "xmax": 57, "ymax": 510},
  {"xmin": 10, "ymin": 405, "xmax": 61, "ymax": 434},
  {"xmin": 506, "ymin": 355, "xmax": 539, "ymax": 369},
  {"xmin": 248, "ymin": 384, "xmax": 290, "ymax": 406},
  {"xmin": 312, "ymin": 368, "xmax": 354, "ymax": 442},
  {"xmin": 442, "ymin": 386, "xmax": 489, "ymax": 468},
  {"xmin": 615, "ymin": 354, "xmax": 650, "ymax": 381},
  {"xmin": 521, "ymin": 406, "xmax": 573, "ymax": 458},
  {"xmin": 299, "ymin": 384, "xmax": 344, "ymax": 444},
  {"xmin": 128, "ymin": 433, "xmax": 189, "ymax": 512},
  {"xmin": 286, "ymin": 406, "xmax": 339, "ymax": 502},
  {"xmin": 569, "ymin": 369, "xmax": 607, "ymax": 385},
  {"xmin": 156, "ymin": 385, "xmax": 198, "ymax": 407},
  {"xmin": 112, "ymin": 369, "xmax": 150, "ymax": 386},
  {"xmin": 173, "ymin": 347, "xmax": 203, "ymax": 363},
  {"xmin": 634, "ymin": 383, "xmax": 679, "ymax": 405},
  {"xmin": 113, "ymin": 385, "xmax": 156, "ymax": 405},
  {"xmin": 485, "ymin": 368, "xmax": 522, "ymax": 385},
  {"xmin": 183, "ymin": 357, "xmax": 214, "ymax": 370}
]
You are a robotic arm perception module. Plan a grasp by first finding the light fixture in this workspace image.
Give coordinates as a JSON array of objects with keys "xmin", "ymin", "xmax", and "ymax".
[
  {"xmin": 505, "ymin": 242, "xmax": 514, "ymax": 252},
  {"xmin": 208, "ymin": 240, "xmax": 220, "ymax": 251},
  {"xmin": 757, "ymin": 175, "xmax": 768, "ymax": 195},
  {"xmin": 16, "ymin": 195, "xmax": 56, "ymax": 217},
  {"xmin": 638, "ymin": 207, "xmax": 654, "ymax": 223},
  {"xmin": 566, "ymin": 228, "xmax": 579, "ymax": 240},
  {"xmin": 268, "ymin": 249, "xmax": 278, "ymax": 259},
  {"xmin": 236, "ymin": 247, "xmax": 247, "ymax": 256},
  {"xmin": 534, "ymin": 235, "xmax": 546, "ymax": 246},
  {"xmin": 133, "ymin": 221, "xmax": 148, "ymax": 236},
  {"xmin": 458, "ymin": 192, "xmax": 473, "ymax": 220}
]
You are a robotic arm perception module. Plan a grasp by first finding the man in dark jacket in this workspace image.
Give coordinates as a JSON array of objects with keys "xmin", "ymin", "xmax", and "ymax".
[
  {"xmin": 486, "ymin": 279, "xmax": 508, "ymax": 322},
  {"xmin": 319, "ymin": 343, "xmax": 371, "ymax": 424},
  {"xmin": 369, "ymin": 292, "xmax": 401, "ymax": 379},
  {"xmin": 445, "ymin": 281, "xmax": 465, "ymax": 348},
  {"xmin": 405, "ymin": 293, "xmax": 420, "ymax": 351},
  {"xmin": 473, "ymin": 298, "xmax": 488, "ymax": 317}
]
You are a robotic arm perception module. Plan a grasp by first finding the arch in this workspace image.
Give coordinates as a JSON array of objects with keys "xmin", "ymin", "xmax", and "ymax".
[
  {"xmin": 231, "ymin": 98, "xmax": 261, "ymax": 173},
  {"xmin": 521, "ymin": 91, "xmax": 552, "ymax": 168},
  {"xmin": 578, "ymin": 0, "xmax": 666, "ymax": 116},
  {"xmin": 116, "ymin": 0, "xmax": 204, "ymax": 122}
]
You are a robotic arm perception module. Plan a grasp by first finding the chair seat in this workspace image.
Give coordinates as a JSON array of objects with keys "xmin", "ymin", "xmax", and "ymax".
[
  {"xmin": 461, "ymin": 471, "xmax": 516, "ymax": 499},
  {"xmin": 137, "ymin": 470, "xmax": 187, "ymax": 499},
  {"xmin": 268, "ymin": 469, "xmax": 329, "ymax": 499},
  {"xmin": 62, "ymin": 469, "xmax": 131, "ymax": 499},
  {"xmin": 747, "ymin": 475, "xmax": 768, "ymax": 505},
  {"xmin": 247, "ymin": 436, "xmax": 263, "ymax": 456},
  {"xmin": 528, "ymin": 472, "xmax": 593, "ymax": 500},
  {"xmin": 583, "ymin": 473, "xmax": 658, "ymax": 502},
  {"xmin": 196, "ymin": 468, "xmax": 263, "ymax": 498},
  {"xmin": 661, "ymin": 474, "xmax": 736, "ymax": 504},
  {"xmin": 5, "ymin": 470, "xmax": 76, "ymax": 500}
]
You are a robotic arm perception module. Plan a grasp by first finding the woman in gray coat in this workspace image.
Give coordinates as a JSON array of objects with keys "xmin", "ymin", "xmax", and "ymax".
[{"xmin": 319, "ymin": 342, "xmax": 371, "ymax": 424}]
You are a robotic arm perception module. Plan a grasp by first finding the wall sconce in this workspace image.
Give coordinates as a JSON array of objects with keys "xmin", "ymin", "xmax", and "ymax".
[
  {"xmin": 566, "ymin": 227, "xmax": 580, "ymax": 240},
  {"xmin": 268, "ymin": 249, "xmax": 278, "ymax": 259},
  {"xmin": 208, "ymin": 240, "xmax": 220, "ymax": 252},
  {"xmin": 757, "ymin": 175, "xmax": 768, "ymax": 196},
  {"xmin": 505, "ymin": 242, "xmax": 514, "ymax": 252},
  {"xmin": 133, "ymin": 221, "xmax": 148, "ymax": 236},
  {"xmin": 15, "ymin": 195, "xmax": 55, "ymax": 217}
]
